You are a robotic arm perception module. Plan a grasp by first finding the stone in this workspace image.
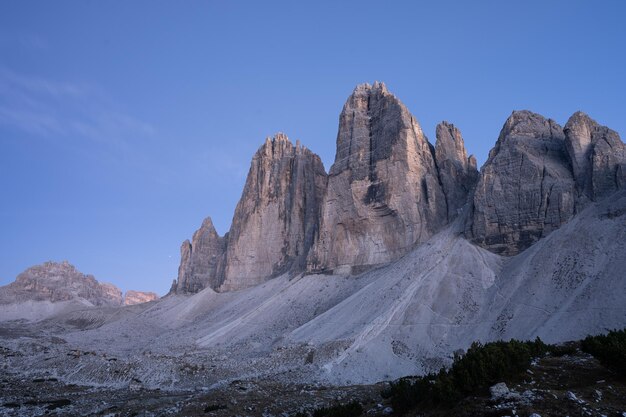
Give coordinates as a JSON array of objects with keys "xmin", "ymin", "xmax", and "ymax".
[
  {"xmin": 434, "ymin": 121, "xmax": 479, "ymax": 220},
  {"xmin": 564, "ymin": 111, "xmax": 626, "ymax": 202},
  {"xmin": 123, "ymin": 290, "xmax": 159, "ymax": 305},
  {"xmin": 490, "ymin": 382, "xmax": 510, "ymax": 399},
  {"xmin": 174, "ymin": 217, "xmax": 227, "ymax": 293},
  {"xmin": 0, "ymin": 261, "xmax": 123, "ymax": 306},
  {"xmin": 466, "ymin": 111, "xmax": 577, "ymax": 255},
  {"xmin": 220, "ymin": 133, "xmax": 327, "ymax": 291},
  {"xmin": 308, "ymin": 82, "xmax": 447, "ymax": 273}
]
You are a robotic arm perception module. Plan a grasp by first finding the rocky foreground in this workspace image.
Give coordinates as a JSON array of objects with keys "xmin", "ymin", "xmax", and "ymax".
[{"xmin": 1, "ymin": 334, "xmax": 624, "ymax": 417}]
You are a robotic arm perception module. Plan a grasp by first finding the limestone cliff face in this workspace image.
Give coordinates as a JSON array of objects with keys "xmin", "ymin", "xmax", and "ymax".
[
  {"xmin": 466, "ymin": 111, "xmax": 577, "ymax": 255},
  {"xmin": 175, "ymin": 217, "xmax": 227, "ymax": 293},
  {"xmin": 220, "ymin": 134, "xmax": 327, "ymax": 291},
  {"xmin": 467, "ymin": 110, "xmax": 626, "ymax": 256},
  {"xmin": 174, "ymin": 133, "xmax": 327, "ymax": 293},
  {"xmin": 564, "ymin": 111, "xmax": 626, "ymax": 202},
  {"xmin": 175, "ymin": 84, "xmax": 626, "ymax": 293},
  {"xmin": 434, "ymin": 121, "xmax": 479, "ymax": 220},
  {"xmin": 307, "ymin": 82, "xmax": 448, "ymax": 272}
]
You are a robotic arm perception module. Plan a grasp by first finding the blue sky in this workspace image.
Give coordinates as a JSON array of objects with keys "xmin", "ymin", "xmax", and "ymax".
[{"xmin": 1, "ymin": 1, "xmax": 625, "ymax": 294}]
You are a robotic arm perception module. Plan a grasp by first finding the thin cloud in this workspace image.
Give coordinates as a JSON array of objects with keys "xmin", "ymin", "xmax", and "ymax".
[{"xmin": 0, "ymin": 67, "xmax": 156, "ymax": 153}]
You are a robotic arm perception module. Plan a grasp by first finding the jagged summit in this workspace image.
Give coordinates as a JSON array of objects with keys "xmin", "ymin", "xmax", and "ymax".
[
  {"xmin": 351, "ymin": 80, "xmax": 388, "ymax": 95},
  {"xmin": 435, "ymin": 121, "xmax": 478, "ymax": 220},
  {"xmin": 173, "ymin": 82, "xmax": 626, "ymax": 293},
  {"xmin": 308, "ymin": 81, "xmax": 457, "ymax": 273},
  {"xmin": 172, "ymin": 132, "xmax": 327, "ymax": 293},
  {"xmin": 466, "ymin": 111, "xmax": 574, "ymax": 255},
  {"xmin": 466, "ymin": 108, "xmax": 626, "ymax": 255},
  {"xmin": 564, "ymin": 111, "xmax": 626, "ymax": 201}
]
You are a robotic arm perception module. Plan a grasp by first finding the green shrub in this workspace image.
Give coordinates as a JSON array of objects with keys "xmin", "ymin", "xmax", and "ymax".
[
  {"xmin": 581, "ymin": 328, "xmax": 626, "ymax": 376},
  {"xmin": 385, "ymin": 338, "xmax": 548, "ymax": 414},
  {"xmin": 548, "ymin": 343, "xmax": 578, "ymax": 357}
]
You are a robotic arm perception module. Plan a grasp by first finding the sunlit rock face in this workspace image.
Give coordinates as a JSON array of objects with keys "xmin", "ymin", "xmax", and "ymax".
[
  {"xmin": 173, "ymin": 133, "xmax": 327, "ymax": 293},
  {"xmin": 308, "ymin": 82, "xmax": 449, "ymax": 273},
  {"xmin": 123, "ymin": 290, "xmax": 159, "ymax": 305},
  {"xmin": 220, "ymin": 133, "xmax": 327, "ymax": 291}
]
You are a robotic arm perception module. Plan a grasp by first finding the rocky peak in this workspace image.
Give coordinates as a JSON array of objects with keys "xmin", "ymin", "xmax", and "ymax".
[
  {"xmin": 434, "ymin": 121, "xmax": 479, "ymax": 220},
  {"xmin": 308, "ymin": 82, "xmax": 447, "ymax": 272},
  {"xmin": 564, "ymin": 111, "xmax": 626, "ymax": 201},
  {"xmin": 174, "ymin": 216, "xmax": 227, "ymax": 294},
  {"xmin": 220, "ymin": 133, "xmax": 327, "ymax": 291},
  {"xmin": 176, "ymin": 85, "xmax": 626, "ymax": 290},
  {"xmin": 330, "ymin": 81, "xmax": 423, "ymax": 178},
  {"xmin": 488, "ymin": 110, "xmax": 565, "ymax": 159},
  {"xmin": 1, "ymin": 261, "xmax": 124, "ymax": 306},
  {"xmin": 466, "ymin": 111, "xmax": 576, "ymax": 255},
  {"xmin": 123, "ymin": 290, "xmax": 159, "ymax": 305},
  {"xmin": 174, "ymin": 133, "xmax": 327, "ymax": 293}
]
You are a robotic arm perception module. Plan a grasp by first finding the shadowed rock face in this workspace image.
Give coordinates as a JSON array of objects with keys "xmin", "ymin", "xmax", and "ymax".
[
  {"xmin": 466, "ymin": 111, "xmax": 577, "ymax": 255},
  {"xmin": 564, "ymin": 111, "xmax": 626, "ymax": 202},
  {"xmin": 434, "ymin": 121, "xmax": 479, "ymax": 221},
  {"xmin": 467, "ymin": 110, "xmax": 626, "ymax": 256},
  {"xmin": 307, "ymin": 82, "xmax": 448, "ymax": 272},
  {"xmin": 0, "ymin": 261, "xmax": 123, "ymax": 306},
  {"xmin": 175, "ymin": 217, "xmax": 227, "ymax": 294},
  {"xmin": 220, "ymin": 134, "xmax": 327, "ymax": 291}
]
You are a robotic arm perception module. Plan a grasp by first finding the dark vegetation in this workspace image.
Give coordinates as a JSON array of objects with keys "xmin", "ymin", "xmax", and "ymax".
[
  {"xmin": 581, "ymin": 328, "xmax": 626, "ymax": 376},
  {"xmin": 382, "ymin": 338, "xmax": 549, "ymax": 414},
  {"xmin": 383, "ymin": 329, "xmax": 626, "ymax": 415},
  {"xmin": 547, "ymin": 342, "xmax": 578, "ymax": 357}
]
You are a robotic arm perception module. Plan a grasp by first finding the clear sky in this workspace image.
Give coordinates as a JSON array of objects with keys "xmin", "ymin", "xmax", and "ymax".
[{"xmin": 1, "ymin": 1, "xmax": 625, "ymax": 295}]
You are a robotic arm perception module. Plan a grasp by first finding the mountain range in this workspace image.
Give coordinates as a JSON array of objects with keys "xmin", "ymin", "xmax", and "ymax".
[
  {"xmin": 173, "ymin": 82, "xmax": 625, "ymax": 294},
  {"xmin": 1, "ymin": 82, "xmax": 624, "ymax": 393}
]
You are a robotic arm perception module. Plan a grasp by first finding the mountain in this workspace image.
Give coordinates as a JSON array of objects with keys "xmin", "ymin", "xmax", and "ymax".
[
  {"xmin": 173, "ymin": 82, "xmax": 482, "ymax": 293},
  {"xmin": 0, "ymin": 261, "xmax": 159, "ymax": 321},
  {"xmin": 172, "ymin": 133, "xmax": 327, "ymax": 293},
  {"xmin": 466, "ymin": 110, "xmax": 626, "ymax": 255},
  {"xmin": 0, "ymin": 261, "xmax": 123, "ymax": 306},
  {"xmin": 173, "ymin": 83, "xmax": 625, "ymax": 295},
  {"xmin": 309, "ymin": 82, "xmax": 460, "ymax": 273},
  {"xmin": 1, "ymin": 82, "xmax": 624, "ymax": 403}
]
